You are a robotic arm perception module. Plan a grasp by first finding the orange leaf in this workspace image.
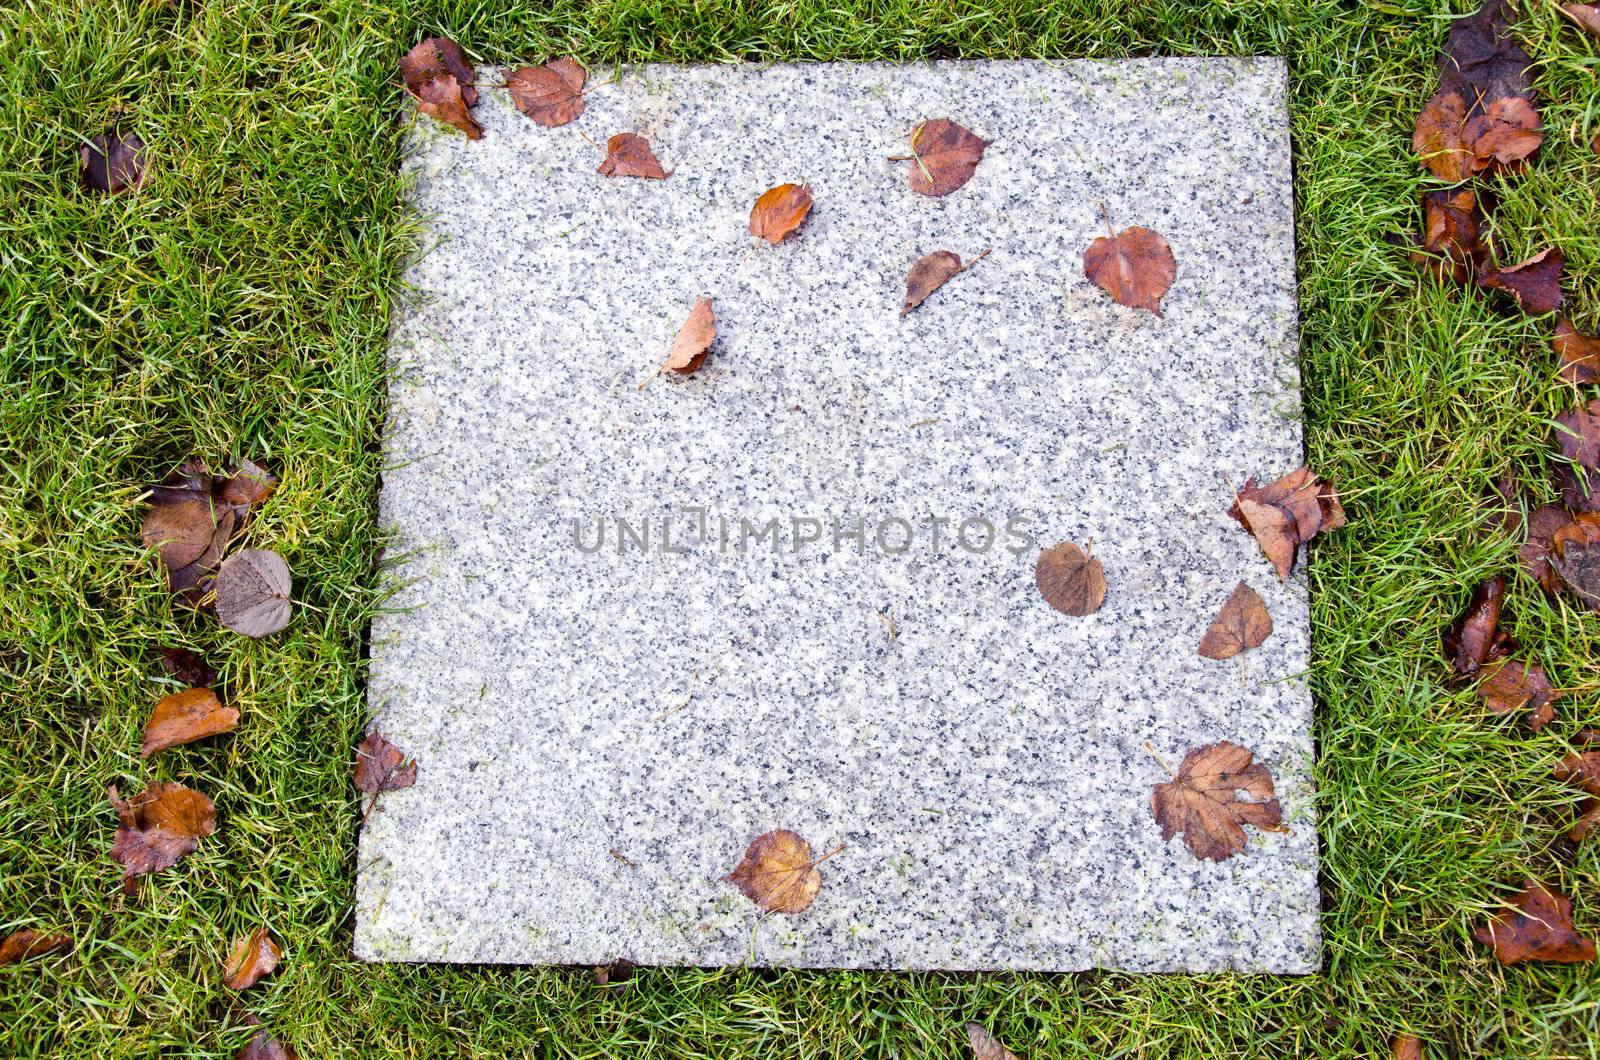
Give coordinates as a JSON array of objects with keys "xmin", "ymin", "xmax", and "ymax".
[{"xmin": 141, "ymin": 687, "xmax": 240, "ymax": 756}]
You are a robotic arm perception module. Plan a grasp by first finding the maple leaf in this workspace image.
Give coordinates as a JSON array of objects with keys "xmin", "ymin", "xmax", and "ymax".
[
  {"xmin": 1442, "ymin": 575, "xmax": 1513, "ymax": 675},
  {"xmin": 1034, "ymin": 540, "xmax": 1106, "ymax": 617},
  {"xmin": 1413, "ymin": 187, "xmax": 1493, "ymax": 284},
  {"xmin": 354, "ymin": 730, "xmax": 419, "ymax": 794},
  {"xmin": 1198, "ymin": 582, "xmax": 1272, "ymax": 660},
  {"xmin": 748, "ymin": 183, "xmax": 813, "ymax": 244},
  {"xmin": 901, "ymin": 248, "xmax": 990, "ymax": 317},
  {"xmin": 507, "ymin": 59, "xmax": 587, "ymax": 127},
  {"xmin": 1474, "ymin": 880, "xmax": 1596, "ymax": 965},
  {"xmin": 897, "ymin": 118, "xmax": 989, "ymax": 197},
  {"xmin": 725, "ymin": 829, "xmax": 841, "ymax": 914},
  {"xmin": 1554, "ymin": 319, "xmax": 1600, "ymax": 385},
  {"xmin": 80, "ymin": 131, "xmax": 146, "ymax": 194},
  {"xmin": 1478, "ymin": 247, "xmax": 1563, "ymax": 316},
  {"xmin": 141, "ymin": 687, "xmax": 240, "ymax": 756},
  {"xmin": 1562, "ymin": 4, "xmax": 1600, "ymax": 38},
  {"xmin": 222, "ymin": 928, "xmax": 281, "ymax": 991},
  {"xmin": 1477, "ymin": 658, "xmax": 1557, "ymax": 730},
  {"xmin": 662, "ymin": 297, "xmax": 715, "ymax": 375},
  {"xmin": 399, "ymin": 38, "xmax": 482, "ymax": 140},
  {"xmin": 0, "ymin": 929, "xmax": 71, "ymax": 966},
  {"xmin": 598, "ymin": 133, "xmax": 667, "ymax": 179},
  {"xmin": 1151, "ymin": 741, "xmax": 1284, "ymax": 862},
  {"xmin": 1083, "ymin": 216, "xmax": 1177, "ymax": 316},
  {"xmin": 107, "ymin": 781, "xmax": 217, "ymax": 889},
  {"xmin": 965, "ymin": 1023, "xmax": 1019, "ymax": 1060},
  {"xmin": 1228, "ymin": 466, "xmax": 1345, "ymax": 579}
]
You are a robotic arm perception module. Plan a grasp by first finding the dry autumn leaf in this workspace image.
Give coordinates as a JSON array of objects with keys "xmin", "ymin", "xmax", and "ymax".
[
  {"xmin": 80, "ymin": 131, "xmax": 146, "ymax": 194},
  {"xmin": 1477, "ymin": 658, "xmax": 1557, "ymax": 730},
  {"xmin": 598, "ymin": 133, "xmax": 667, "ymax": 179},
  {"xmin": 158, "ymin": 646, "xmax": 215, "ymax": 687},
  {"xmin": 749, "ymin": 183, "xmax": 813, "ymax": 244},
  {"xmin": 1438, "ymin": 0, "xmax": 1534, "ymax": 108},
  {"xmin": 354, "ymin": 730, "xmax": 419, "ymax": 794},
  {"xmin": 1442, "ymin": 575, "xmax": 1513, "ymax": 676},
  {"xmin": 901, "ymin": 248, "xmax": 990, "ymax": 317},
  {"xmin": 413, "ymin": 76, "xmax": 482, "ymax": 141},
  {"xmin": 1555, "ymin": 319, "xmax": 1600, "ymax": 385},
  {"xmin": 1198, "ymin": 582, "xmax": 1272, "ymax": 660},
  {"xmin": 0, "ymin": 929, "xmax": 71, "ymax": 966},
  {"xmin": 663, "ymin": 296, "xmax": 715, "ymax": 374},
  {"xmin": 1414, "ymin": 187, "xmax": 1493, "ymax": 284},
  {"xmin": 897, "ymin": 118, "xmax": 989, "ymax": 197},
  {"xmin": 399, "ymin": 38, "xmax": 482, "ymax": 140},
  {"xmin": 1391, "ymin": 1035, "xmax": 1422, "ymax": 1060},
  {"xmin": 1555, "ymin": 398, "xmax": 1600, "ymax": 469},
  {"xmin": 507, "ymin": 58, "xmax": 586, "ymax": 127},
  {"xmin": 1550, "ymin": 512, "xmax": 1600, "ymax": 609},
  {"xmin": 215, "ymin": 548, "xmax": 292, "ymax": 637},
  {"xmin": 1474, "ymin": 880, "xmax": 1596, "ymax": 965},
  {"xmin": 108, "ymin": 781, "xmax": 217, "ymax": 889},
  {"xmin": 1151, "ymin": 741, "xmax": 1284, "ymax": 862},
  {"xmin": 965, "ymin": 1023, "xmax": 1019, "ymax": 1060},
  {"xmin": 1479, "ymin": 247, "xmax": 1563, "ymax": 316},
  {"xmin": 1555, "ymin": 731, "xmax": 1600, "ymax": 841},
  {"xmin": 1034, "ymin": 540, "xmax": 1106, "ymax": 617},
  {"xmin": 215, "ymin": 458, "xmax": 277, "ymax": 520},
  {"xmin": 1412, "ymin": 92, "xmax": 1540, "ymax": 179},
  {"xmin": 142, "ymin": 498, "xmax": 217, "ymax": 572},
  {"xmin": 141, "ymin": 687, "xmax": 240, "ymax": 756},
  {"xmin": 1228, "ymin": 467, "xmax": 1345, "ymax": 580},
  {"xmin": 222, "ymin": 928, "xmax": 281, "ymax": 991},
  {"xmin": 1083, "ymin": 216, "xmax": 1177, "ymax": 316},
  {"xmin": 725, "ymin": 829, "xmax": 841, "ymax": 914}
]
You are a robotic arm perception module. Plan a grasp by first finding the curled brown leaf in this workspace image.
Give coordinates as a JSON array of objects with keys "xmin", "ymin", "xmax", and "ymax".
[
  {"xmin": 901, "ymin": 248, "xmax": 989, "ymax": 317},
  {"xmin": 1477, "ymin": 658, "xmax": 1557, "ymax": 730},
  {"xmin": 222, "ymin": 928, "xmax": 281, "ymax": 991},
  {"xmin": 1479, "ymin": 247, "xmax": 1564, "ymax": 316},
  {"xmin": 0, "ymin": 929, "xmax": 71, "ymax": 966},
  {"xmin": 1228, "ymin": 467, "xmax": 1343, "ymax": 579},
  {"xmin": 142, "ymin": 687, "xmax": 240, "ymax": 756},
  {"xmin": 662, "ymin": 297, "xmax": 715, "ymax": 374},
  {"xmin": 598, "ymin": 133, "xmax": 667, "ymax": 179},
  {"xmin": 108, "ymin": 781, "xmax": 217, "ymax": 888},
  {"xmin": 354, "ymin": 730, "xmax": 419, "ymax": 794},
  {"xmin": 1555, "ymin": 319, "xmax": 1600, "ymax": 385},
  {"xmin": 1442, "ymin": 575, "xmax": 1513, "ymax": 676}
]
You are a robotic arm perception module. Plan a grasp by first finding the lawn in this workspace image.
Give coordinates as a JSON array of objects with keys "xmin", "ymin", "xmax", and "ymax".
[{"xmin": 2, "ymin": 0, "xmax": 1599, "ymax": 1056}]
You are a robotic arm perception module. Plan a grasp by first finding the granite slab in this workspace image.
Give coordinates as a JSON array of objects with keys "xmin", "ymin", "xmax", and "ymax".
[{"xmin": 356, "ymin": 57, "xmax": 1319, "ymax": 973}]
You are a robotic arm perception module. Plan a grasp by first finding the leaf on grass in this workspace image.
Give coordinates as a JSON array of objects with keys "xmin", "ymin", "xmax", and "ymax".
[
  {"xmin": 1477, "ymin": 659, "xmax": 1557, "ymax": 730},
  {"xmin": 159, "ymin": 646, "xmax": 217, "ymax": 688},
  {"xmin": 901, "ymin": 248, "xmax": 990, "ymax": 317},
  {"xmin": 899, "ymin": 118, "xmax": 989, "ymax": 197},
  {"xmin": 1555, "ymin": 319, "xmax": 1600, "ymax": 385},
  {"xmin": 1414, "ymin": 187, "xmax": 1493, "ymax": 283},
  {"xmin": 413, "ymin": 75, "xmax": 483, "ymax": 141},
  {"xmin": 80, "ymin": 132, "xmax": 146, "ymax": 194},
  {"xmin": 399, "ymin": 38, "xmax": 482, "ymax": 140},
  {"xmin": 1550, "ymin": 512, "xmax": 1600, "ymax": 608},
  {"xmin": 1412, "ymin": 91, "xmax": 1474, "ymax": 181},
  {"xmin": 662, "ymin": 297, "xmax": 715, "ymax": 374},
  {"xmin": 1442, "ymin": 575, "xmax": 1513, "ymax": 675},
  {"xmin": 108, "ymin": 781, "xmax": 217, "ymax": 888},
  {"xmin": 1479, "ymin": 247, "xmax": 1563, "ymax": 316},
  {"xmin": 354, "ymin": 730, "xmax": 419, "ymax": 794},
  {"xmin": 215, "ymin": 458, "xmax": 277, "ymax": 519},
  {"xmin": 169, "ymin": 507, "xmax": 235, "ymax": 607},
  {"xmin": 1198, "ymin": 582, "xmax": 1272, "ymax": 660},
  {"xmin": 749, "ymin": 183, "xmax": 813, "ymax": 244},
  {"xmin": 238, "ymin": 1029, "xmax": 297, "ymax": 1060},
  {"xmin": 593, "ymin": 957, "xmax": 636, "ymax": 993},
  {"xmin": 1228, "ymin": 467, "xmax": 1345, "ymax": 580},
  {"xmin": 142, "ymin": 687, "xmax": 240, "ymax": 756},
  {"xmin": 222, "ymin": 928, "xmax": 281, "ymax": 991},
  {"xmin": 142, "ymin": 499, "xmax": 217, "ymax": 571},
  {"xmin": 1521, "ymin": 505, "xmax": 1577, "ymax": 591},
  {"xmin": 1391, "ymin": 1035, "xmax": 1421, "ymax": 1060},
  {"xmin": 1555, "ymin": 464, "xmax": 1600, "ymax": 514},
  {"xmin": 507, "ymin": 59, "xmax": 587, "ymax": 127},
  {"xmin": 1474, "ymin": 880, "xmax": 1596, "ymax": 965},
  {"xmin": 1034, "ymin": 541, "xmax": 1106, "ymax": 617},
  {"xmin": 1562, "ymin": 4, "xmax": 1600, "ymax": 38},
  {"xmin": 965, "ymin": 1023, "xmax": 1019, "ymax": 1060},
  {"xmin": 215, "ymin": 549, "xmax": 292, "ymax": 637},
  {"xmin": 598, "ymin": 133, "xmax": 667, "ymax": 179},
  {"xmin": 0, "ymin": 929, "xmax": 71, "ymax": 966},
  {"xmin": 1438, "ymin": 0, "xmax": 1533, "ymax": 107},
  {"xmin": 1413, "ymin": 92, "xmax": 1541, "ymax": 179},
  {"xmin": 725, "ymin": 829, "xmax": 838, "ymax": 914},
  {"xmin": 1555, "ymin": 732, "xmax": 1600, "ymax": 841},
  {"xmin": 1083, "ymin": 223, "xmax": 1177, "ymax": 316},
  {"xmin": 1151, "ymin": 741, "xmax": 1283, "ymax": 862},
  {"xmin": 1555, "ymin": 398, "xmax": 1600, "ymax": 468}
]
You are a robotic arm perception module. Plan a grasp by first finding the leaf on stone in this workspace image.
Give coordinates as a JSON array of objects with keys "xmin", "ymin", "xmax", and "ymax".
[
  {"xmin": 1414, "ymin": 187, "xmax": 1493, "ymax": 284},
  {"xmin": 901, "ymin": 248, "xmax": 990, "ymax": 318},
  {"xmin": 354, "ymin": 729, "xmax": 419, "ymax": 794},
  {"xmin": 1479, "ymin": 247, "xmax": 1563, "ymax": 316},
  {"xmin": 1442, "ymin": 575, "xmax": 1513, "ymax": 675},
  {"xmin": 214, "ymin": 458, "xmax": 277, "ymax": 520},
  {"xmin": 1473, "ymin": 880, "xmax": 1596, "ymax": 965},
  {"xmin": 1151, "ymin": 741, "xmax": 1284, "ymax": 862},
  {"xmin": 1521, "ymin": 505, "xmax": 1577, "ymax": 591},
  {"xmin": 662, "ymin": 296, "xmax": 715, "ymax": 374},
  {"xmin": 1228, "ymin": 467, "xmax": 1345, "ymax": 579},
  {"xmin": 749, "ymin": 183, "xmax": 813, "ymax": 244},
  {"xmin": 598, "ymin": 133, "xmax": 667, "ymax": 179},
  {"xmin": 215, "ymin": 548, "xmax": 292, "ymax": 637},
  {"xmin": 413, "ymin": 75, "xmax": 483, "ymax": 141},
  {"xmin": 108, "ymin": 781, "xmax": 217, "ymax": 888},
  {"xmin": 899, "ymin": 118, "xmax": 989, "ymax": 197},
  {"xmin": 399, "ymin": 38, "xmax": 481, "ymax": 141},
  {"xmin": 1477, "ymin": 658, "xmax": 1557, "ymax": 730},
  {"xmin": 725, "ymin": 829, "xmax": 840, "ymax": 914},
  {"xmin": 965, "ymin": 1023, "xmax": 1019, "ymax": 1060},
  {"xmin": 1438, "ymin": 0, "xmax": 1533, "ymax": 108},
  {"xmin": 80, "ymin": 131, "xmax": 146, "ymax": 194},
  {"xmin": 222, "ymin": 928, "xmax": 281, "ymax": 991},
  {"xmin": 507, "ymin": 58, "xmax": 587, "ymax": 127},
  {"xmin": 0, "ymin": 929, "xmax": 71, "ymax": 966},
  {"xmin": 238, "ymin": 1029, "xmax": 297, "ymax": 1060},
  {"xmin": 1562, "ymin": 4, "xmax": 1600, "ymax": 38},
  {"xmin": 1556, "ymin": 731, "xmax": 1600, "ymax": 841},
  {"xmin": 159, "ymin": 646, "xmax": 217, "ymax": 688},
  {"xmin": 1198, "ymin": 582, "xmax": 1272, "ymax": 660},
  {"xmin": 1555, "ymin": 319, "xmax": 1600, "ymax": 385},
  {"xmin": 1083, "ymin": 222, "xmax": 1177, "ymax": 316},
  {"xmin": 1034, "ymin": 540, "xmax": 1106, "ymax": 617},
  {"xmin": 141, "ymin": 687, "xmax": 240, "ymax": 756},
  {"xmin": 1391, "ymin": 1034, "xmax": 1422, "ymax": 1060}
]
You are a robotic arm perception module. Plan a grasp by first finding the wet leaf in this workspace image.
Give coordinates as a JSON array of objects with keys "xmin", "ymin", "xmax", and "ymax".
[
  {"xmin": 900, "ymin": 118, "xmax": 989, "ymax": 197},
  {"xmin": 80, "ymin": 131, "xmax": 146, "ymax": 194},
  {"xmin": 412, "ymin": 75, "xmax": 482, "ymax": 140},
  {"xmin": 1555, "ymin": 398, "xmax": 1600, "ymax": 468},
  {"xmin": 142, "ymin": 687, "xmax": 240, "ymax": 756},
  {"xmin": 507, "ymin": 59, "xmax": 586, "ymax": 127},
  {"xmin": 1438, "ymin": 0, "xmax": 1533, "ymax": 107},
  {"xmin": 170, "ymin": 506, "xmax": 235, "ymax": 607},
  {"xmin": 214, "ymin": 458, "xmax": 277, "ymax": 519},
  {"xmin": 1479, "ymin": 247, "xmax": 1563, "ymax": 316},
  {"xmin": 1414, "ymin": 187, "xmax": 1493, "ymax": 284},
  {"xmin": 1555, "ymin": 319, "xmax": 1600, "ymax": 385},
  {"xmin": 1443, "ymin": 575, "xmax": 1513, "ymax": 675},
  {"xmin": 725, "ymin": 829, "xmax": 839, "ymax": 914},
  {"xmin": 238, "ymin": 1029, "xmax": 297, "ymax": 1060},
  {"xmin": 598, "ymin": 133, "xmax": 667, "ymax": 179},
  {"xmin": 158, "ymin": 646, "xmax": 217, "ymax": 688},
  {"xmin": 1083, "ymin": 223, "xmax": 1177, "ymax": 316},
  {"xmin": 1477, "ymin": 658, "xmax": 1556, "ymax": 729},
  {"xmin": 0, "ymin": 929, "xmax": 71, "ymax": 966},
  {"xmin": 354, "ymin": 730, "xmax": 419, "ymax": 794},
  {"xmin": 965, "ymin": 1023, "xmax": 1019, "ymax": 1060},
  {"xmin": 748, "ymin": 183, "xmax": 813, "ymax": 244},
  {"xmin": 1552, "ymin": 519, "xmax": 1600, "ymax": 610},
  {"xmin": 1034, "ymin": 541, "xmax": 1106, "ymax": 617},
  {"xmin": 222, "ymin": 928, "xmax": 281, "ymax": 991},
  {"xmin": 901, "ymin": 248, "xmax": 990, "ymax": 317},
  {"xmin": 108, "ymin": 781, "xmax": 217, "ymax": 888},
  {"xmin": 1474, "ymin": 880, "xmax": 1596, "ymax": 965},
  {"xmin": 399, "ymin": 38, "xmax": 478, "ymax": 106},
  {"xmin": 1556, "ymin": 464, "xmax": 1600, "ymax": 513},
  {"xmin": 1556, "ymin": 732, "xmax": 1600, "ymax": 840},
  {"xmin": 1198, "ymin": 582, "xmax": 1272, "ymax": 660},
  {"xmin": 1521, "ymin": 505, "xmax": 1576, "ymax": 591},
  {"xmin": 1562, "ymin": 4, "xmax": 1600, "ymax": 38},
  {"xmin": 214, "ymin": 549, "xmax": 292, "ymax": 637},
  {"xmin": 662, "ymin": 297, "xmax": 715, "ymax": 374},
  {"xmin": 1151, "ymin": 741, "xmax": 1283, "ymax": 862}
]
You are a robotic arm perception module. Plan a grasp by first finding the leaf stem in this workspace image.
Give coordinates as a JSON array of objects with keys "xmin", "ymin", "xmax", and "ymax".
[
  {"xmin": 811, "ymin": 844, "xmax": 846, "ymax": 867},
  {"xmin": 1096, "ymin": 200, "xmax": 1115, "ymax": 239},
  {"xmin": 1142, "ymin": 741, "xmax": 1175, "ymax": 777}
]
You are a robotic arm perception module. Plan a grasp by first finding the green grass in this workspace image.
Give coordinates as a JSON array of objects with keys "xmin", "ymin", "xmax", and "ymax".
[{"xmin": 2, "ymin": 0, "xmax": 1599, "ymax": 1056}]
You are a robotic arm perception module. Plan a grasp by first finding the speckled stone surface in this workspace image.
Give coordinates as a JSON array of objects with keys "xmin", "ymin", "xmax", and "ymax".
[{"xmin": 356, "ymin": 58, "xmax": 1318, "ymax": 973}]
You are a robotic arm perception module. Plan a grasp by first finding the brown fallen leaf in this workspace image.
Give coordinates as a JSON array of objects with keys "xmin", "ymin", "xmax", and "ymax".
[
  {"xmin": 1034, "ymin": 540, "xmax": 1106, "ymax": 617},
  {"xmin": 143, "ymin": 458, "xmax": 256, "ymax": 605},
  {"xmin": 1521, "ymin": 505, "xmax": 1576, "ymax": 591},
  {"xmin": 354, "ymin": 730, "xmax": 419, "ymax": 794},
  {"xmin": 1464, "ymin": 95, "xmax": 1542, "ymax": 174},
  {"xmin": 662, "ymin": 296, "xmax": 715, "ymax": 375},
  {"xmin": 108, "ymin": 781, "xmax": 217, "ymax": 889},
  {"xmin": 1556, "ymin": 732, "xmax": 1600, "ymax": 841},
  {"xmin": 749, "ymin": 183, "xmax": 813, "ymax": 244},
  {"xmin": 1555, "ymin": 398, "xmax": 1600, "ymax": 469},
  {"xmin": 238, "ymin": 1028, "xmax": 297, "ymax": 1060},
  {"xmin": 1555, "ymin": 319, "xmax": 1600, "ymax": 385},
  {"xmin": 142, "ymin": 498, "xmax": 217, "ymax": 572},
  {"xmin": 965, "ymin": 1023, "xmax": 1019, "ymax": 1060},
  {"xmin": 1474, "ymin": 880, "xmax": 1596, "ymax": 965},
  {"xmin": 898, "ymin": 118, "xmax": 989, "ymax": 197},
  {"xmin": 1391, "ymin": 1034, "xmax": 1422, "ymax": 1060},
  {"xmin": 1412, "ymin": 91, "xmax": 1474, "ymax": 182},
  {"xmin": 399, "ymin": 37, "xmax": 478, "ymax": 106},
  {"xmin": 725, "ymin": 829, "xmax": 841, "ymax": 914},
  {"xmin": 1443, "ymin": 575, "xmax": 1513, "ymax": 676},
  {"xmin": 1550, "ymin": 512, "xmax": 1600, "ymax": 608},
  {"xmin": 1151, "ymin": 741, "xmax": 1283, "ymax": 861},
  {"xmin": 1479, "ymin": 247, "xmax": 1563, "ymax": 316},
  {"xmin": 1561, "ymin": 4, "xmax": 1600, "ymax": 39},
  {"xmin": 1556, "ymin": 464, "xmax": 1600, "ymax": 514},
  {"xmin": 593, "ymin": 957, "xmax": 636, "ymax": 993},
  {"xmin": 222, "ymin": 928, "xmax": 281, "ymax": 991},
  {"xmin": 80, "ymin": 131, "xmax": 147, "ymax": 194},
  {"xmin": 159, "ymin": 646, "xmax": 217, "ymax": 688},
  {"xmin": 1083, "ymin": 213, "xmax": 1177, "ymax": 316},
  {"xmin": 901, "ymin": 248, "xmax": 990, "ymax": 317},
  {"xmin": 507, "ymin": 58, "xmax": 586, "ymax": 127},
  {"xmin": 412, "ymin": 75, "xmax": 482, "ymax": 141},
  {"xmin": 215, "ymin": 548, "xmax": 292, "ymax": 637},
  {"xmin": 142, "ymin": 687, "xmax": 240, "ymax": 756},
  {"xmin": 1477, "ymin": 658, "xmax": 1557, "ymax": 730},
  {"xmin": 1414, "ymin": 187, "xmax": 1493, "ymax": 284},
  {"xmin": 1438, "ymin": 0, "xmax": 1533, "ymax": 108},
  {"xmin": 170, "ymin": 506, "xmax": 235, "ymax": 607},
  {"xmin": 1198, "ymin": 582, "xmax": 1272, "ymax": 660},
  {"xmin": 598, "ymin": 133, "xmax": 667, "ymax": 179},
  {"xmin": 0, "ymin": 929, "xmax": 71, "ymax": 966},
  {"xmin": 1228, "ymin": 466, "xmax": 1345, "ymax": 580},
  {"xmin": 214, "ymin": 458, "xmax": 277, "ymax": 520}
]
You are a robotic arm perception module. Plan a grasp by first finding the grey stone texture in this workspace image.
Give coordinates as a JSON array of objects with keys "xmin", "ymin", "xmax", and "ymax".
[{"xmin": 356, "ymin": 57, "xmax": 1319, "ymax": 972}]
